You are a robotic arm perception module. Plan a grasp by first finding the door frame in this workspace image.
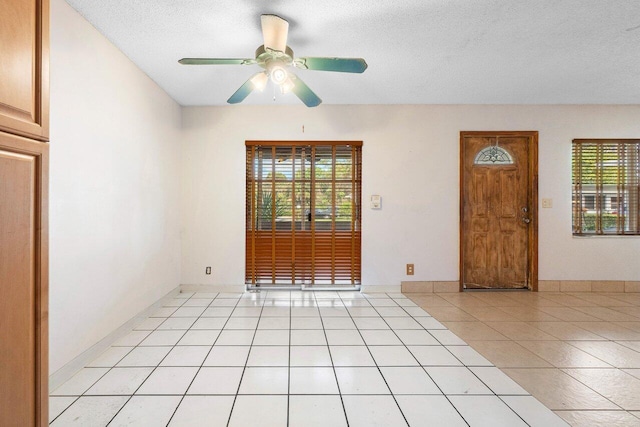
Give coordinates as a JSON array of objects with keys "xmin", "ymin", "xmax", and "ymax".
[{"xmin": 459, "ymin": 131, "xmax": 538, "ymax": 292}]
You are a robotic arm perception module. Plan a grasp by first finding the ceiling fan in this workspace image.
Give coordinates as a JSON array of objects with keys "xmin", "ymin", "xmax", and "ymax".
[{"xmin": 178, "ymin": 14, "xmax": 368, "ymax": 107}]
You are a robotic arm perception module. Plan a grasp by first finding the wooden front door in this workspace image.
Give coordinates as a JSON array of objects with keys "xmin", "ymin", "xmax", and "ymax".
[{"xmin": 460, "ymin": 132, "xmax": 538, "ymax": 290}]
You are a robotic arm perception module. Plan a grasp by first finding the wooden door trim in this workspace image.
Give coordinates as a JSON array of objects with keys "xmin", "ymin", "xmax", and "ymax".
[{"xmin": 459, "ymin": 131, "xmax": 538, "ymax": 292}]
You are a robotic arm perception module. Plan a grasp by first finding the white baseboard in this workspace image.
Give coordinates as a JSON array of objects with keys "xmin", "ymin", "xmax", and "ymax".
[
  {"xmin": 180, "ymin": 284, "xmax": 246, "ymax": 293},
  {"xmin": 182, "ymin": 284, "xmax": 401, "ymax": 293},
  {"xmin": 49, "ymin": 286, "xmax": 181, "ymax": 392}
]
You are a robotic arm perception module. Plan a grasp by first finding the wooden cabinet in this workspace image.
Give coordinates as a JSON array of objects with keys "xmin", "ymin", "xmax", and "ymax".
[
  {"xmin": 0, "ymin": 131, "xmax": 48, "ymax": 425},
  {"xmin": 0, "ymin": 0, "xmax": 49, "ymax": 425},
  {"xmin": 0, "ymin": 0, "xmax": 49, "ymax": 141}
]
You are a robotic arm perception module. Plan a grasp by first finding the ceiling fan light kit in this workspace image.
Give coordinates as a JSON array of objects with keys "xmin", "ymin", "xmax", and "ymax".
[
  {"xmin": 269, "ymin": 64, "xmax": 288, "ymax": 85},
  {"xmin": 250, "ymin": 72, "xmax": 268, "ymax": 91},
  {"xmin": 179, "ymin": 14, "xmax": 367, "ymax": 107}
]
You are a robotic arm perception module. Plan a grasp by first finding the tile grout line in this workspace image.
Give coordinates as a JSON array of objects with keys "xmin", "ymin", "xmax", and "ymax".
[
  {"xmin": 371, "ymin": 294, "xmax": 472, "ymax": 426},
  {"xmin": 317, "ymin": 291, "xmax": 351, "ymax": 427},
  {"xmin": 103, "ymin": 293, "xmax": 195, "ymax": 426},
  {"xmin": 414, "ymin": 294, "xmax": 557, "ymax": 425},
  {"xmin": 407, "ymin": 291, "xmax": 640, "ymax": 424},
  {"xmin": 164, "ymin": 291, "xmax": 238, "ymax": 426},
  {"xmin": 50, "ymin": 290, "xmax": 640, "ymax": 425},
  {"xmin": 395, "ymin": 294, "xmax": 546, "ymax": 424},
  {"xmin": 223, "ymin": 291, "xmax": 265, "ymax": 427},
  {"xmin": 412, "ymin": 294, "xmax": 562, "ymax": 426},
  {"xmin": 446, "ymin": 297, "xmax": 638, "ymax": 415},
  {"xmin": 49, "ymin": 298, "xmax": 193, "ymax": 423},
  {"xmin": 343, "ymin": 292, "xmax": 411, "ymax": 426}
]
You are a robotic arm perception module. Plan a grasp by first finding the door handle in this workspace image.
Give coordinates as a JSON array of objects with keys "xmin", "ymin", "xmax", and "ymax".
[{"xmin": 521, "ymin": 217, "xmax": 531, "ymax": 224}]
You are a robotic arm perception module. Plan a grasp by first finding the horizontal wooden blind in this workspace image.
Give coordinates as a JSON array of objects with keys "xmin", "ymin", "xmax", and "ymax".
[
  {"xmin": 572, "ymin": 139, "xmax": 640, "ymax": 235},
  {"xmin": 246, "ymin": 141, "xmax": 362, "ymax": 285}
]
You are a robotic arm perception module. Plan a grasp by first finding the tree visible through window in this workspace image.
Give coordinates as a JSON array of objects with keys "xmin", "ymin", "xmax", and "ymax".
[{"xmin": 572, "ymin": 139, "xmax": 640, "ymax": 235}]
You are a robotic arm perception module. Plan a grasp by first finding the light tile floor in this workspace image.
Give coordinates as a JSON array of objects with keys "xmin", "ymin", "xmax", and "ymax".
[
  {"xmin": 407, "ymin": 291, "xmax": 640, "ymax": 427},
  {"xmin": 50, "ymin": 291, "xmax": 567, "ymax": 426}
]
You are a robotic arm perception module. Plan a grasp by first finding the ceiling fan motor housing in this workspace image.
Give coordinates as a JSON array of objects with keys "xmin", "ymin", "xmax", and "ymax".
[
  {"xmin": 256, "ymin": 45, "xmax": 294, "ymax": 65},
  {"xmin": 255, "ymin": 45, "xmax": 295, "ymax": 84}
]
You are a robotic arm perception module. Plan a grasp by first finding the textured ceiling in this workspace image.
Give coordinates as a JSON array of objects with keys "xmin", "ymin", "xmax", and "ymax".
[{"xmin": 64, "ymin": 0, "xmax": 640, "ymax": 106}]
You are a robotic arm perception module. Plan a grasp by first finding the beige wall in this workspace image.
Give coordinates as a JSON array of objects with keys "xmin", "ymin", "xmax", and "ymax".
[
  {"xmin": 49, "ymin": 0, "xmax": 182, "ymax": 372},
  {"xmin": 181, "ymin": 104, "xmax": 640, "ymax": 286}
]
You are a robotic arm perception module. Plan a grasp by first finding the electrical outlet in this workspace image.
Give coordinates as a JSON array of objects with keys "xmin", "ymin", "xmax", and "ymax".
[
  {"xmin": 406, "ymin": 264, "xmax": 414, "ymax": 275},
  {"xmin": 205, "ymin": 267, "xmax": 211, "ymax": 275}
]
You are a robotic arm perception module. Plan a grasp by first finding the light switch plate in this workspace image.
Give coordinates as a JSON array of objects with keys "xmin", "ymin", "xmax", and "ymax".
[
  {"xmin": 371, "ymin": 195, "xmax": 381, "ymax": 209},
  {"xmin": 542, "ymin": 198, "xmax": 552, "ymax": 208}
]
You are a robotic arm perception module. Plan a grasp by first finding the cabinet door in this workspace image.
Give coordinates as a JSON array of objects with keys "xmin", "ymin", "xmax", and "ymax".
[
  {"xmin": 0, "ymin": 0, "xmax": 49, "ymax": 141},
  {"xmin": 0, "ymin": 131, "xmax": 48, "ymax": 426}
]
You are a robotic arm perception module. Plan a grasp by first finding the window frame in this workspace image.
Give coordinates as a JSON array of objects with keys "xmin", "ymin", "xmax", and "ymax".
[
  {"xmin": 572, "ymin": 139, "xmax": 640, "ymax": 236},
  {"xmin": 245, "ymin": 141, "xmax": 363, "ymax": 286}
]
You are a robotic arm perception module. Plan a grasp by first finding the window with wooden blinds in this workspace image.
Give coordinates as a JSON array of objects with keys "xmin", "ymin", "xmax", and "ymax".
[
  {"xmin": 246, "ymin": 141, "xmax": 362, "ymax": 286},
  {"xmin": 572, "ymin": 139, "xmax": 640, "ymax": 235}
]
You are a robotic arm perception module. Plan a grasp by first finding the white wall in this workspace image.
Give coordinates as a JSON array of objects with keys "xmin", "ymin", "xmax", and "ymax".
[
  {"xmin": 181, "ymin": 105, "xmax": 640, "ymax": 287},
  {"xmin": 49, "ymin": 0, "xmax": 182, "ymax": 373},
  {"xmin": 46, "ymin": 0, "xmax": 640, "ymax": 371}
]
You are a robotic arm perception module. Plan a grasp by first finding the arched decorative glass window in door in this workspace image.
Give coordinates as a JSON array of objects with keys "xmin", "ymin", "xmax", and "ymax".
[{"xmin": 474, "ymin": 145, "xmax": 514, "ymax": 165}]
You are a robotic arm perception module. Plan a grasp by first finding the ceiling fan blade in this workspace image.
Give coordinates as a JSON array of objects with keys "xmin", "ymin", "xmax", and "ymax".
[
  {"xmin": 179, "ymin": 58, "xmax": 254, "ymax": 65},
  {"xmin": 261, "ymin": 14, "xmax": 289, "ymax": 52},
  {"xmin": 291, "ymin": 74, "xmax": 322, "ymax": 107},
  {"xmin": 295, "ymin": 57, "xmax": 368, "ymax": 73},
  {"xmin": 227, "ymin": 72, "xmax": 264, "ymax": 104}
]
